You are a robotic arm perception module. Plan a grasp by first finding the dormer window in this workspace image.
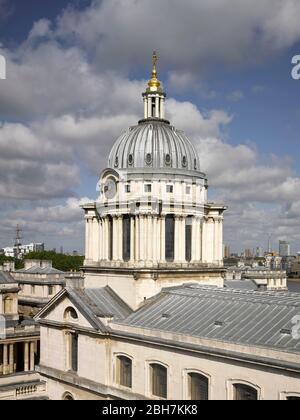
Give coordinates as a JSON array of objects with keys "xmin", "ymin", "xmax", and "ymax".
[
  {"xmin": 182, "ymin": 156, "xmax": 187, "ymax": 167},
  {"xmin": 114, "ymin": 156, "xmax": 119, "ymax": 168},
  {"xmin": 125, "ymin": 184, "xmax": 131, "ymax": 193}
]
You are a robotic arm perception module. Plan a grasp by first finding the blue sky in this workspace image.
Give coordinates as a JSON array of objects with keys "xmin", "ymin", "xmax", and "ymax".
[{"xmin": 0, "ymin": 0, "xmax": 300, "ymax": 254}]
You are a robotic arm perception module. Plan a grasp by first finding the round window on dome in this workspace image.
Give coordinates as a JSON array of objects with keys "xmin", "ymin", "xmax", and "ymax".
[
  {"xmin": 128, "ymin": 154, "xmax": 134, "ymax": 166},
  {"xmin": 114, "ymin": 156, "xmax": 119, "ymax": 168},
  {"xmin": 165, "ymin": 153, "xmax": 171, "ymax": 166},
  {"xmin": 145, "ymin": 153, "xmax": 152, "ymax": 165},
  {"xmin": 182, "ymin": 156, "xmax": 187, "ymax": 167}
]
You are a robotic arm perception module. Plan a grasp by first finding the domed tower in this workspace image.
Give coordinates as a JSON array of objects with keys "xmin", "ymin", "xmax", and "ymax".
[{"xmin": 82, "ymin": 53, "xmax": 227, "ymax": 309}]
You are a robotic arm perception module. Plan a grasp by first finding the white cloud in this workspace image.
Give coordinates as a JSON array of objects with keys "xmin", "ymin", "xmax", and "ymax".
[{"xmin": 1, "ymin": 0, "xmax": 300, "ymax": 252}]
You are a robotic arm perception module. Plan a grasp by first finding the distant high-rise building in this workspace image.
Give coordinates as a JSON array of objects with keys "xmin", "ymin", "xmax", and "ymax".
[
  {"xmin": 224, "ymin": 245, "xmax": 230, "ymax": 258},
  {"xmin": 279, "ymin": 240, "xmax": 290, "ymax": 257},
  {"xmin": 244, "ymin": 248, "xmax": 253, "ymax": 258}
]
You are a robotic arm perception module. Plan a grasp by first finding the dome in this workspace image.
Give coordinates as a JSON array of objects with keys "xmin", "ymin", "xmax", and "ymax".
[{"xmin": 108, "ymin": 118, "xmax": 201, "ymax": 173}]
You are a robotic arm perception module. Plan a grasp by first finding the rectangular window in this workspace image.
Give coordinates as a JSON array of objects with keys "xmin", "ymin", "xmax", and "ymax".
[
  {"xmin": 71, "ymin": 333, "xmax": 78, "ymax": 372},
  {"xmin": 166, "ymin": 185, "xmax": 173, "ymax": 193},
  {"xmin": 151, "ymin": 364, "xmax": 167, "ymax": 398},
  {"xmin": 189, "ymin": 373, "xmax": 208, "ymax": 400},
  {"xmin": 145, "ymin": 184, "xmax": 152, "ymax": 193},
  {"xmin": 31, "ymin": 285, "xmax": 35, "ymax": 295},
  {"xmin": 48, "ymin": 285, "xmax": 54, "ymax": 295},
  {"xmin": 125, "ymin": 184, "xmax": 130, "ymax": 193},
  {"xmin": 117, "ymin": 356, "xmax": 132, "ymax": 388},
  {"xmin": 185, "ymin": 217, "xmax": 192, "ymax": 262},
  {"xmin": 165, "ymin": 215, "xmax": 175, "ymax": 262},
  {"xmin": 186, "ymin": 186, "xmax": 191, "ymax": 194},
  {"xmin": 122, "ymin": 216, "xmax": 131, "ymax": 262}
]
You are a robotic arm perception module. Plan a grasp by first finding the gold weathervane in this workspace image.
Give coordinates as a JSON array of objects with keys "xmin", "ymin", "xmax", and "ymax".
[{"xmin": 148, "ymin": 51, "xmax": 161, "ymax": 90}]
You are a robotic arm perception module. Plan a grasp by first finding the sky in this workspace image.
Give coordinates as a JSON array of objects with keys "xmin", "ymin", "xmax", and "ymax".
[{"xmin": 0, "ymin": 0, "xmax": 300, "ymax": 254}]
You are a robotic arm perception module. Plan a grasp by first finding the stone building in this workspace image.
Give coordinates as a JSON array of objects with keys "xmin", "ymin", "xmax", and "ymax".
[
  {"xmin": 0, "ymin": 271, "xmax": 45, "ymax": 400},
  {"xmin": 12, "ymin": 260, "xmax": 66, "ymax": 316},
  {"xmin": 82, "ymin": 53, "xmax": 226, "ymax": 310},
  {"xmin": 35, "ymin": 55, "xmax": 300, "ymax": 400}
]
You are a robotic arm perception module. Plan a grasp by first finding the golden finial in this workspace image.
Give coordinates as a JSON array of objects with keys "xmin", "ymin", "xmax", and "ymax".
[{"xmin": 148, "ymin": 51, "xmax": 161, "ymax": 90}]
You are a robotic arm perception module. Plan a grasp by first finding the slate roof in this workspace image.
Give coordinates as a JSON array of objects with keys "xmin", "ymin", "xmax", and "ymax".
[
  {"xmin": 71, "ymin": 286, "xmax": 132, "ymax": 321},
  {"xmin": 17, "ymin": 266, "xmax": 64, "ymax": 275},
  {"xmin": 116, "ymin": 285, "xmax": 300, "ymax": 353},
  {"xmin": 0, "ymin": 271, "xmax": 16, "ymax": 284}
]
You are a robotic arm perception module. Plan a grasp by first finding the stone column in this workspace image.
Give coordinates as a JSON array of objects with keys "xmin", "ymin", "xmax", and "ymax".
[
  {"xmin": 119, "ymin": 216, "xmax": 123, "ymax": 260},
  {"xmin": 135, "ymin": 215, "xmax": 140, "ymax": 261},
  {"xmin": 160, "ymin": 216, "xmax": 165, "ymax": 262},
  {"xmin": 103, "ymin": 217, "xmax": 109, "ymax": 260},
  {"xmin": 155, "ymin": 97, "xmax": 159, "ymax": 118},
  {"xmin": 85, "ymin": 217, "xmax": 89, "ymax": 260},
  {"xmin": 148, "ymin": 97, "xmax": 152, "ymax": 118},
  {"xmin": 30, "ymin": 342, "xmax": 35, "ymax": 371},
  {"xmin": 92, "ymin": 218, "xmax": 100, "ymax": 262},
  {"xmin": 214, "ymin": 218, "xmax": 219, "ymax": 263},
  {"xmin": 191, "ymin": 217, "xmax": 197, "ymax": 262},
  {"xmin": 139, "ymin": 215, "xmax": 145, "ymax": 261},
  {"xmin": 161, "ymin": 98, "xmax": 165, "ymax": 119},
  {"xmin": 112, "ymin": 216, "xmax": 118, "ymax": 261},
  {"xmin": 24, "ymin": 342, "xmax": 29, "ymax": 372},
  {"xmin": 3, "ymin": 344, "xmax": 7, "ymax": 375},
  {"xmin": 9, "ymin": 343, "xmax": 14, "ymax": 374},
  {"xmin": 206, "ymin": 218, "xmax": 214, "ymax": 264},
  {"xmin": 130, "ymin": 216, "xmax": 135, "ymax": 261},
  {"xmin": 146, "ymin": 215, "xmax": 153, "ymax": 261},
  {"xmin": 201, "ymin": 218, "xmax": 207, "ymax": 263},
  {"xmin": 152, "ymin": 216, "xmax": 158, "ymax": 262},
  {"xmin": 144, "ymin": 97, "xmax": 148, "ymax": 118},
  {"xmin": 175, "ymin": 216, "xmax": 185, "ymax": 262},
  {"xmin": 218, "ymin": 218, "xmax": 223, "ymax": 263},
  {"xmin": 98, "ymin": 219, "xmax": 103, "ymax": 261}
]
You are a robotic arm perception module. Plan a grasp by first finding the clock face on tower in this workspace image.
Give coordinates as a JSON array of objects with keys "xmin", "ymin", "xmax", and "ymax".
[{"xmin": 103, "ymin": 178, "xmax": 117, "ymax": 199}]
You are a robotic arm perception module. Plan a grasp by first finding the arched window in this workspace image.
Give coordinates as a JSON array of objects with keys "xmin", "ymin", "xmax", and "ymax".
[
  {"xmin": 286, "ymin": 396, "xmax": 300, "ymax": 400},
  {"xmin": 64, "ymin": 307, "xmax": 78, "ymax": 321},
  {"xmin": 233, "ymin": 383, "xmax": 258, "ymax": 400},
  {"xmin": 62, "ymin": 392, "xmax": 74, "ymax": 400},
  {"xmin": 165, "ymin": 215, "xmax": 174, "ymax": 262},
  {"xmin": 116, "ymin": 355, "xmax": 132, "ymax": 388},
  {"xmin": 122, "ymin": 215, "xmax": 131, "ymax": 262},
  {"xmin": 4, "ymin": 296, "xmax": 13, "ymax": 314},
  {"xmin": 188, "ymin": 372, "xmax": 209, "ymax": 400},
  {"xmin": 150, "ymin": 363, "xmax": 167, "ymax": 399},
  {"xmin": 65, "ymin": 332, "xmax": 78, "ymax": 372}
]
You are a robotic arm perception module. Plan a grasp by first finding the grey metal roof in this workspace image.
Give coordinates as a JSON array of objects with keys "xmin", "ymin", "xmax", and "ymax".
[
  {"xmin": 108, "ymin": 119, "xmax": 201, "ymax": 173},
  {"xmin": 17, "ymin": 266, "xmax": 64, "ymax": 274},
  {"xmin": 70, "ymin": 286, "xmax": 132, "ymax": 321},
  {"xmin": 0, "ymin": 271, "xmax": 16, "ymax": 284},
  {"xmin": 117, "ymin": 285, "xmax": 300, "ymax": 353}
]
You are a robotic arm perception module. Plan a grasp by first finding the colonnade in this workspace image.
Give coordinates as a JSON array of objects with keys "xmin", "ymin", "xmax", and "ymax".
[
  {"xmin": 0, "ymin": 341, "xmax": 37, "ymax": 376},
  {"xmin": 85, "ymin": 214, "xmax": 223, "ymax": 265}
]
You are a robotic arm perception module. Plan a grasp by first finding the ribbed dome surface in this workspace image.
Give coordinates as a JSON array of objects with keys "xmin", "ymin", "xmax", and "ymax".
[{"xmin": 108, "ymin": 119, "xmax": 200, "ymax": 172}]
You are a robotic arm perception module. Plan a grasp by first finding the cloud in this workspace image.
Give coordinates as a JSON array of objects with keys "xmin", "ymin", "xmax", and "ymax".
[
  {"xmin": 1, "ymin": 0, "xmax": 300, "ymax": 252},
  {"xmin": 52, "ymin": 0, "xmax": 300, "ymax": 74}
]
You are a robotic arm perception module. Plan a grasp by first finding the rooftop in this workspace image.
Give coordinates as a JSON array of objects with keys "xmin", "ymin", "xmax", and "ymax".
[{"xmin": 116, "ymin": 285, "xmax": 300, "ymax": 353}]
